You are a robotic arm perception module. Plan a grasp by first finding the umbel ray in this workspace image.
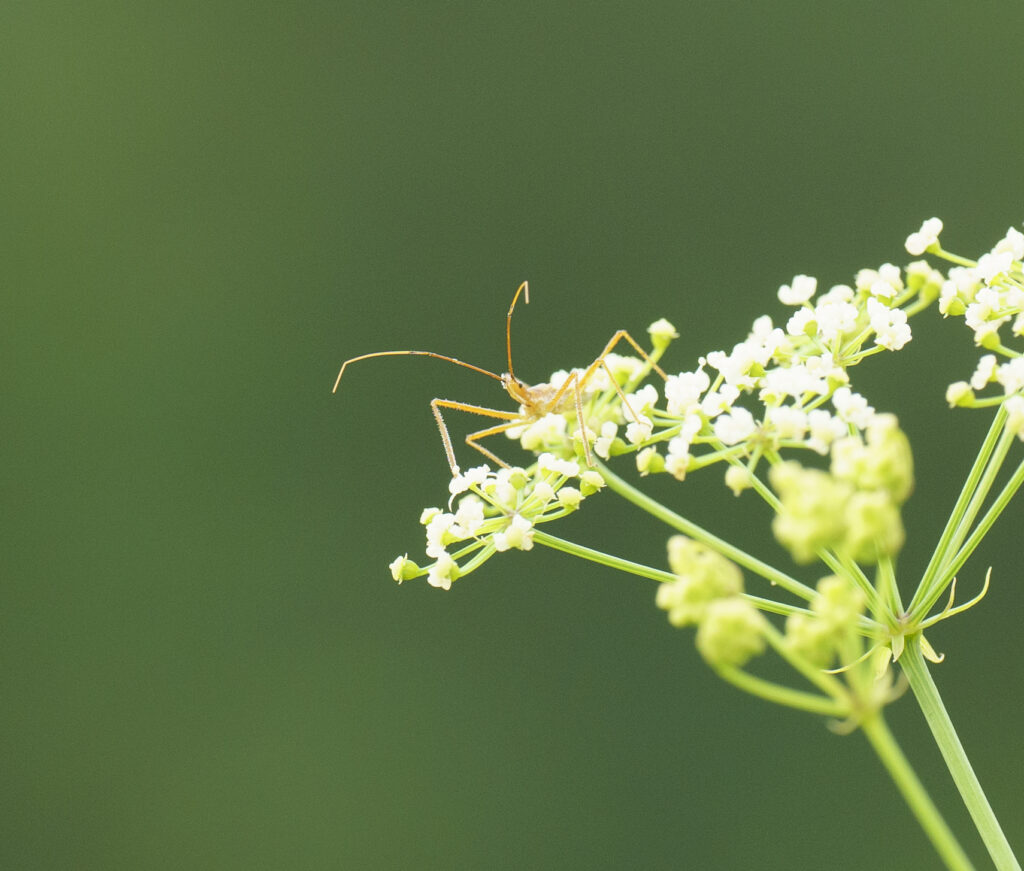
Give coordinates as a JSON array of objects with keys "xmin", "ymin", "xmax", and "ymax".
[{"xmin": 333, "ymin": 282, "xmax": 667, "ymax": 476}]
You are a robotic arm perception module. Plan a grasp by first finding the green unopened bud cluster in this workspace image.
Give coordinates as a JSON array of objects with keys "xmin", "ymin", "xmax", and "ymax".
[
  {"xmin": 770, "ymin": 415, "xmax": 913, "ymax": 565},
  {"xmin": 656, "ymin": 536, "xmax": 766, "ymax": 668},
  {"xmin": 785, "ymin": 575, "xmax": 866, "ymax": 668}
]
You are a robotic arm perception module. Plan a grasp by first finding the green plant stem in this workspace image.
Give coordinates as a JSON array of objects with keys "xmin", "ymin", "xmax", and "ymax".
[
  {"xmin": 714, "ymin": 663, "xmax": 848, "ymax": 718},
  {"xmin": 860, "ymin": 712, "xmax": 976, "ymax": 871},
  {"xmin": 533, "ymin": 530, "xmax": 814, "ymax": 621},
  {"xmin": 900, "ymin": 638, "xmax": 1021, "ymax": 871},
  {"xmin": 532, "ymin": 529, "xmax": 675, "ymax": 583},
  {"xmin": 915, "ymin": 452, "xmax": 1024, "ymax": 619},
  {"xmin": 910, "ymin": 406, "xmax": 1007, "ymax": 615},
  {"xmin": 595, "ymin": 461, "xmax": 818, "ymax": 602}
]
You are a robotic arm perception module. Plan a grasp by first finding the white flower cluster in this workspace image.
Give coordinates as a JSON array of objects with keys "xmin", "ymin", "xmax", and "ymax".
[
  {"xmin": 389, "ymin": 453, "xmax": 605, "ymax": 590},
  {"xmin": 592, "ymin": 260, "xmax": 931, "ymax": 487},
  {"xmin": 906, "ymin": 218, "xmax": 1024, "ymax": 439}
]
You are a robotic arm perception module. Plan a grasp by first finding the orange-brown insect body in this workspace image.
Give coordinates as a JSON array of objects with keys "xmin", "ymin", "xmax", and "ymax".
[{"xmin": 333, "ymin": 281, "xmax": 666, "ymax": 475}]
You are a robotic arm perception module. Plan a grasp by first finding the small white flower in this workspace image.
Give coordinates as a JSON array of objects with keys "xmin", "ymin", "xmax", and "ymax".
[
  {"xmin": 516, "ymin": 413, "xmax": 569, "ymax": 452},
  {"xmin": 713, "ymin": 407, "xmax": 757, "ymax": 445},
  {"xmin": 814, "ymin": 300, "xmax": 859, "ymax": 342},
  {"xmin": 867, "ymin": 298, "xmax": 912, "ymax": 350},
  {"xmin": 905, "ymin": 217, "xmax": 943, "ymax": 256},
  {"xmin": 977, "ymin": 251, "xmax": 1013, "ymax": 284},
  {"xmin": 425, "ymin": 512, "xmax": 457, "ymax": 558},
  {"xmin": 665, "ymin": 368, "xmax": 710, "ymax": 415},
  {"xmin": 701, "ymin": 384, "xmax": 740, "ymax": 418},
  {"xmin": 537, "ymin": 452, "xmax": 580, "ymax": 478},
  {"xmin": 992, "ymin": 226, "xmax": 1024, "ymax": 260},
  {"xmin": 493, "ymin": 514, "xmax": 535, "ymax": 552},
  {"xmin": 449, "ymin": 465, "xmax": 491, "ymax": 496},
  {"xmin": 786, "ymin": 307, "xmax": 816, "ymax": 338},
  {"xmin": 531, "ymin": 481, "xmax": 555, "ymax": 504},
  {"xmin": 766, "ymin": 404, "xmax": 808, "ymax": 440},
  {"xmin": 970, "ymin": 354, "xmax": 997, "ymax": 391},
  {"xmin": 665, "ymin": 435, "xmax": 692, "ymax": 480},
  {"xmin": 817, "ymin": 284, "xmax": 855, "ymax": 305},
  {"xmin": 427, "ymin": 552, "xmax": 457, "ymax": 590},
  {"xmin": 832, "ymin": 387, "xmax": 875, "ymax": 429},
  {"xmin": 390, "ymin": 554, "xmax": 412, "ymax": 582},
  {"xmin": 454, "ymin": 497, "xmax": 485, "ymax": 536},
  {"xmin": 1004, "ymin": 395, "xmax": 1024, "ymax": 440},
  {"xmin": 778, "ymin": 274, "xmax": 817, "ymax": 305},
  {"xmin": 593, "ymin": 420, "xmax": 619, "ymax": 459},
  {"xmin": 996, "ymin": 357, "xmax": 1024, "ymax": 395},
  {"xmin": 626, "ymin": 384, "xmax": 660, "ymax": 417},
  {"xmin": 759, "ymin": 364, "xmax": 828, "ymax": 402},
  {"xmin": 806, "ymin": 409, "xmax": 846, "ymax": 454},
  {"xmin": 625, "ymin": 415, "xmax": 654, "ymax": 444},
  {"xmin": 648, "ymin": 318, "xmax": 679, "ymax": 347},
  {"xmin": 945, "ymin": 381, "xmax": 973, "ymax": 407}
]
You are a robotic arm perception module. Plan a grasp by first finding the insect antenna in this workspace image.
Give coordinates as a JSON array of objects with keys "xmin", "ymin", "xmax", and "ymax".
[
  {"xmin": 332, "ymin": 350, "xmax": 504, "ymax": 393},
  {"xmin": 505, "ymin": 280, "xmax": 529, "ymax": 383}
]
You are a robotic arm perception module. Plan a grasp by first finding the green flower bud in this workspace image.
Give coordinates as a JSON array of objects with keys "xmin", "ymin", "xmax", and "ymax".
[
  {"xmin": 724, "ymin": 464, "xmax": 753, "ymax": 496},
  {"xmin": 784, "ymin": 612, "xmax": 836, "ymax": 669},
  {"xmin": 831, "ymin": 415, "xmax": 914, "ymax": 504},
  {"xmin": 556, "ymin": 486, "xmax": 582, "ymax": 510},
  {"xmin": 636, "ymin": 446, "xmax": 665, "ymax": 476},
  {"xmin": 389, "ymin": 555, "xmax": 422, "ymax": 583},
  {"xmin": 842, "ymin": 490, "xmax": 905, "ymax": 562},
  {"xmin": 696, "ymin": 598, "xmax": 767, "ymax": 667},
  {"xmin": 656, "ymin": 536, "xmax": 744, "ymax": 626},
  {"xmin": 647, "ymin": 318, "xmax": 679, "ymax": 351},
  {"xmin": 812, "ymin": 575, "xmax": 866, "ymax": 629},
  {"xmin": 945, "ymin": 381, "xmax": 974, "ymax": 408},
  {"xmin": 979, "ymin": 329, "xmax": 1003, "ymax": 351},
  {"xmin": 579, "ymin": 470, "xmax": 605, "ymax": 496},
  {"xmin": 770, "ymin": 462, "xmax": 852, "ymax": 564}
]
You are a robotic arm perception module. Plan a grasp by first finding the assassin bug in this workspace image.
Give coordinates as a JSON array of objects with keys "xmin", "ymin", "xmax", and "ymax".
[{"xmin": 333, "ymin": 282, "xmax": 668, "ymax": 476}]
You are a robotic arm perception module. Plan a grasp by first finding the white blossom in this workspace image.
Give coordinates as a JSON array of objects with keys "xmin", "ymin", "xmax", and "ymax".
[
  {"xmin": 778, "ymin": 274, "xmax": 817, "ymax": 305},
  {"xmin": 713, "ymin": 407, "xmax": 757, "ymax": 445},
  {"xmin": 905, "ymin": 217, "xmax": 943, "ymax": 256}
]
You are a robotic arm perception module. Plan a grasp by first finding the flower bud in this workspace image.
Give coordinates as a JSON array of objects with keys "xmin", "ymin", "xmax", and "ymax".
[
  {"xmin": 695, "ymin": 598, "xmax": 767, "ymax": 667},
  {"xmin": 636, "ymin": 446, "xmax": 665, "ymax": 476},
  {"xmin": 770, "ymin": 462, "xmax": 852, "ymax": 563},
  {"xmin": 389, "ymin": 555, "xmax": 422, "ymax": 583},
  {"xmin": 648, "ymin": 318, "xmax": 679, "ymax": 351},
  {"xmin": 579, "ymin": 470, "xmax": 605, "ymax": 496},
  {"xmin": 842, "ymin": 490, "xmax": 905, "ymax": 562}
]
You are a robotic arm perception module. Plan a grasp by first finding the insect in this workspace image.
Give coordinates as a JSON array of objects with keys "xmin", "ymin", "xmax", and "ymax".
[{"xmin": 333, "ymin": 282, "xmax": 667, "ymax": 476}]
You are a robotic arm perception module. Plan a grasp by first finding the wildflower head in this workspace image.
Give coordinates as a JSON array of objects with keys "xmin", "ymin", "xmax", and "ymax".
[{"xmin": 655, "ymin": 536, "xmax": 744, "ymax": 627}]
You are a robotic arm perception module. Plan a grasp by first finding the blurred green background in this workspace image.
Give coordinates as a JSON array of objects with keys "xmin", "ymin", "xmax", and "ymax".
[{"xmin": 4, "ymin": 3, "xmax": 1023, "ymax": 869}]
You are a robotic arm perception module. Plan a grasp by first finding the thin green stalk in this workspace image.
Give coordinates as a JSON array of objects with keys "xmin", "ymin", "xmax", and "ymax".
[
  {"xmin": 910, "ymin": 406, "xmax": 1007, "ymax": 614},
  {"xmin": 900, "ymin": 638, "xmax": 1021, "ymax": 871},
  {"xmin": 713, "ymin": 664, "xmax": 848, "ymax": 718},
  {"xmin": 533, "ymin": 530, "xmax": 819, "ymax": 621},
  {"xmin": 913, "ymin": 453, "xmax": 1024, "ymax": 620},
  {"xmin": 532, "ymin": 529, "xmax": 675, "ymax": 583},
  {"xmin": 860, "ymin": 712, "xmax": 976, "ymax": 871},
  {"xmin": 595, "ymin": 460, "xmax": 818, "ymax": 602}
]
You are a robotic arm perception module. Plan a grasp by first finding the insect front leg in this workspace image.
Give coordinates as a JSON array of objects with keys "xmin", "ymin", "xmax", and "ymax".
[{"xmin": 430, "ymin": 399, "xmax": 521, "ymax": 476}]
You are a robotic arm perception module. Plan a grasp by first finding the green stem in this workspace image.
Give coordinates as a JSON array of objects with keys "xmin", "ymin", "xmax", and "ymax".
[
  {"xmin": 914, "ymin": 453, "xmax": 1024, "ymax": 620},
  {"xmin": 595, "ymin": 461, "xmax": 817, "ymax": 602},
  {"xmin": 713, "ymin": 664, "xmax": 848, "ymax": 718},
  {"xmin": 900, "ymin": 638, "xmax": 1021, "ymax": 871},
  {"xmin": 533, "ymin": 530, "xmax": 818, "ymax": 621},
  {"xmin": 910, "ymin": 406, "xmax": 1007, "ymax": 614},
  {"xmin": 861, "ymin": 712, "xmax": 976, "ymax": 871},
  {"xmin": 532, "ymin": 529, "xmax": 675, "ymax": 583}
]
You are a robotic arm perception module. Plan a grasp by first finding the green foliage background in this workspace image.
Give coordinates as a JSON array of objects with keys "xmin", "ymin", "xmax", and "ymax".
[{"xmin": 4, "ymin": 3, "xmax": 1023, "ymax": 869}]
